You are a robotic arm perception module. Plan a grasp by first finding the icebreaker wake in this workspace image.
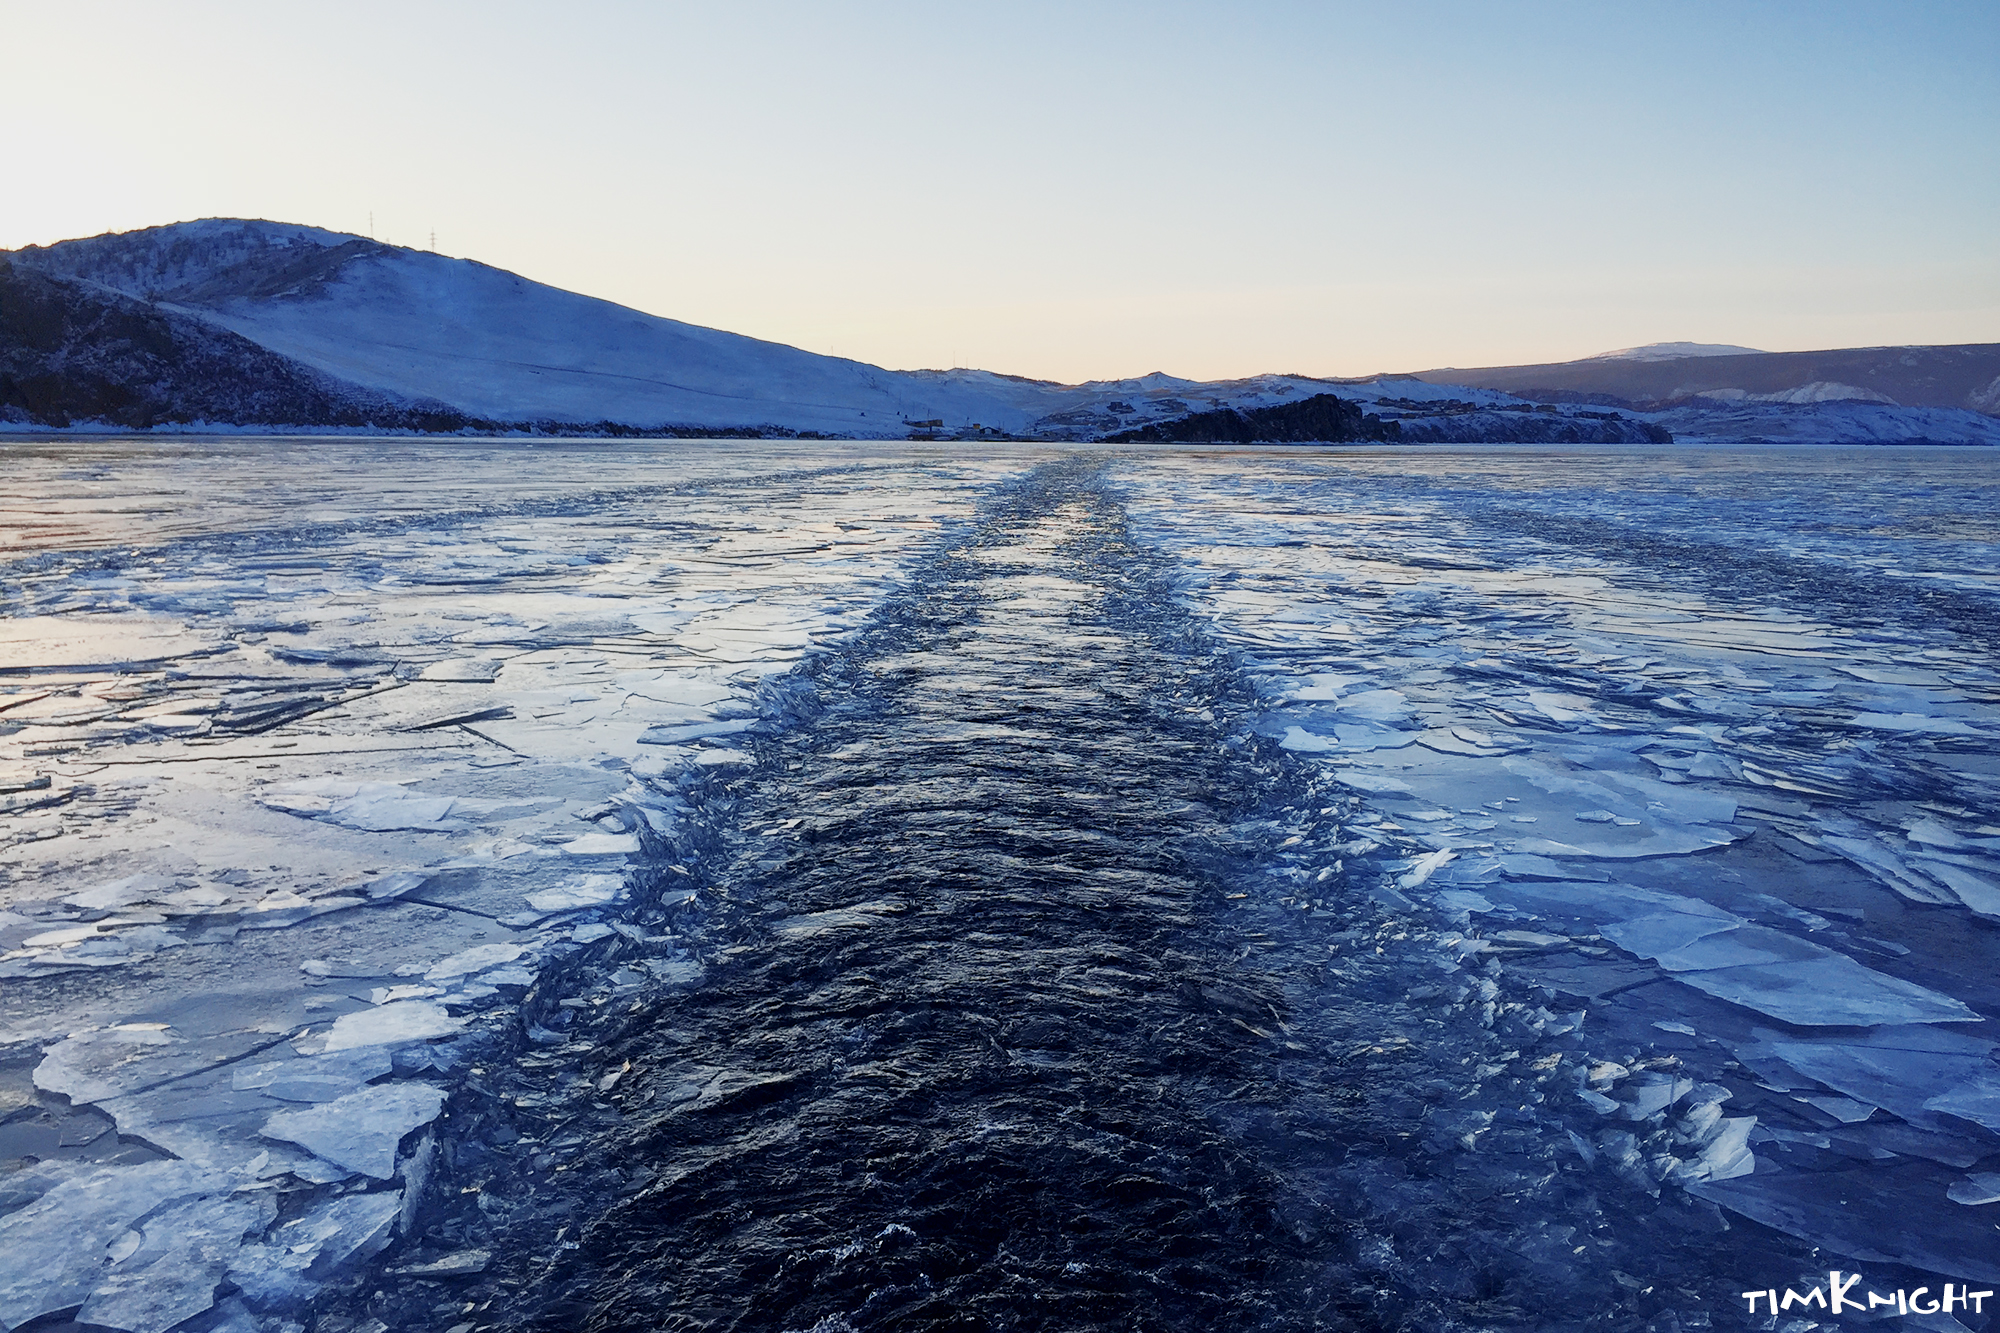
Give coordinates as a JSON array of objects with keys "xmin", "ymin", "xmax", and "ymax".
[
  {"xmin": 430, "ymin": 460, "xmax": 1822, "ymax": 1333},
  {"xmin": 497, "ymin": 458, "xmax": 1360, "ymax": 1329},
  {"xmin": 10, "ymin": 443, "xmax": 2000, "ymax": 1333}
]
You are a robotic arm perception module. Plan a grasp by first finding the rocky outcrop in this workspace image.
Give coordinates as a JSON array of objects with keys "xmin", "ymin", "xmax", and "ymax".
[{"xmin": 1101, "ymin": 393, "xmax": 1399, "ymax": 444}]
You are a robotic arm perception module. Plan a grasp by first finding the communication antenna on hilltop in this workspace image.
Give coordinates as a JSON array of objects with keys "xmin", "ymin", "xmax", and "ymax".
[
  {"xmin": 368, "ymin": 211, "xmax": 374, "ymax": 239},
  {"xmin": 430, "ymin": 229, "xmax": 436, "ymax": 252}
]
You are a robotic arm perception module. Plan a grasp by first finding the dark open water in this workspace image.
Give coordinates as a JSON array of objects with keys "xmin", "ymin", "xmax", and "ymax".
[{"xmin": 393, "ymin": 460, "xmax": 1822, "ymax": 1333}]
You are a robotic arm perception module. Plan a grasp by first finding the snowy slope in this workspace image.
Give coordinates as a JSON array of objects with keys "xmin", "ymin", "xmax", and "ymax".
[
  {"xmin": 7, "ymin": 220, "xmax": 1346, "ymax": 436},
  {"xmin": 0, "ymin": 256, "xmax": 461, "ymax": 431},
  {"xmin": 1584, "ymin": 341, "xmax": 1765, "ymax": 361},
  {"xmin": 8, "ymin": 220, "xmax": 1996, "ymax": 443},
  {"xmin": 1692, "ymin": 380, "xmax": 1895, "ymax": 405},
  {"xmin": 1233, "ymin": 375, "xmax": 1999, "ymax": 444},
  {"xmin": 1652, "ymin": 399, "xmax": 2000, "ymax": 445},
  {"xmin": 197, "ymin": 248, "xmax": 927, "ymax": 433},
  {"xmin": 12, "ymin": 221, "xmax": 972, "ymax": 432},
  {"xmin": 1414, "ymin": 341, "xmax": 2000, "ymax": 416}
]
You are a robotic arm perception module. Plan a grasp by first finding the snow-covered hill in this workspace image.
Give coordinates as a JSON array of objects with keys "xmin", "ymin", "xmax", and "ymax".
[
  {"xmin": 1414, "ymin": 341, "xmax": 2000, "ymax": 420},
  {"xmin": 10, "ymin": 220, "xmax": 968, "ymax": 433},
  {"xmin": 0, "ymin": 256, "xmax": 463, "ymax": 432},
  {"xmin": 1651, "ymin": 399, "xmax": 2000, "ymax": 445},
  {"xmin": 1583, "ymin": 341, "xmax": 1765, "ymax": 361},
  {"xmin": 4, "ymin": 219, "xmax": 1994, "ymax": 444},
  {"xmin": 1285, "ymin": 375, "xmax": 2000, "ymax": 445},
  {"xmin": 3, "ymin": 220, "xmax": 1349, "ymax": 438}
]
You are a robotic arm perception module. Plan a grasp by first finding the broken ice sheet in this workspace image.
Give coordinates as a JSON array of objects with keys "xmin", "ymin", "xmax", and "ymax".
[
  {"xmin": 1600, "ymin": 913, "xmax": 1978, "ymax": 1027},
  {"xmin": 1598, "ymin": 910, "xmax": 1742, "ymax": 960},
  {"xmin": 638, "ymin": 718, "xmax": 757, "ymax": 746},
  {"xmin": 1904, "ymin": 853, "xmax": 2000, "ymax": 917},
  {"xmin": 561, "ymin": 831, "xmax": 643, "ymax": 855},
  {"xmin": 261, "ymin": 1081, "xmax": 446, "ymax": 1178},
  {"xmin": 0, "ymin": 1161, "xmax": 235, "ymax": 1331},
  {"xmin": 227, "ymin": 1191, "xmax": 402, "ymax": 1309},
  {"xmin": 0, "ymin": 443, "xmax": 988, "ymax": 1228},
  {"xmin": 1906, "ymin": 817, "xmax": 2000, "ymax": 852},
  {"xmin": 1695, "ymin": 1166, "xmax": 2000, "ymax": 1285},
  {"xmin": 1330, "ymin": 770, "xmax": 1415, "ymax": 795},
  {"xmin": 358, "ymin": 869, "xmax": 430, "ymax": 900},
  {"xmin": 1679, "ymin": 955, "xmax": 1978, "ymax": 1027},
  {"xmin": 1448, "ymin": 856, "xmax": 1976, "ymax": 1020},
  {"xmin": 231, "ymin": 1046, "xmax": 393, "ymax": 1103},
  {"xmin": 315, "ymin": 1000, "xmax": 464, "ymax": 1052},
  {"xmin": 524, "ymin": 872, "xmax": 625, "ymax": 914},
  {"xmin": 419, "ymin": 657, "xmax": 502, "ymax": 682},
  {"xmin": 260, "ymin": 778, "xmax": 461, "ymax": 832},
  {"xmin": 1278, "ymin": 672, "xmax": 1360, "ymax": 701},
  {"xmin": 1111, "ymin": 451, "xmax": 2000, "ymax": 1288},
  {"xmin": 33, "ymin": 1023, "xmax": 181, "ymax": 1103},
  {"xmin": 694, "ymin": 747, "xmax": 753, "ymax": 766},
  {"xmin": 1948, "ymin": 1172, "xmax": 2000, "ymax": 1206},
  {"xmin": 1512, "ymin": 826, "xmax": 1741, "ymax": 859},
  {"xmin": 1741, "ymin": 1027, "xmax": 1999, "ymax": 1129},
  {"xmin": 1481, "ymin": 879, "xmax": 1736, "ymax": 926},
  {"xmin": 1642, "ymin": 922, "xmax": 1827, "ymax": 973},
  {"xmin": 1795, "ymin": 1092, "xmax": 1876, "ymax": 1123},
  {"xmin": 64, "ymin": 873, "xmax": 175, "ymax": 912},
  {"xmin": 615, "ymin": 668, "xmax": 738, "ymax": 708},
  {"xmin": 1817, "ymin": 832, "xmax": 1962, "ymax": 907},
  {"xmin": 0, "ymin": 615, "xmax": 222, "ymax": 671},
  {"xmin": 423, "ymin": 941, "xmax": 525, "ymax": 981},
  {"xmin": 77, "ymin": 1190, "xmax": 276, "ymax": 1333},
  {"xmin": 1503, "ymin": 754, "xmax": 1738, "ymax": 825},
  {"xmin": 1524, "ymin": 690, "xmax": 1596, "ymax": 723},
  {"xmin": 1922, "ymin": 1072, "xmax": 2000, "ymax": 1134},
  {"xmin": 1847, "ymin": 710, "xmax": 1991, "ymax": 736},
  {"xmin": 1330, "ymin": 688, "xmax": 1414, "ymax": 723}
]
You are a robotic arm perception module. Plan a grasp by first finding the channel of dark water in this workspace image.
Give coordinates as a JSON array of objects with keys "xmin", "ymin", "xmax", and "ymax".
[{"xmin": 380, "ymin": 459, "xmax": 1820, "ymax": 1333}]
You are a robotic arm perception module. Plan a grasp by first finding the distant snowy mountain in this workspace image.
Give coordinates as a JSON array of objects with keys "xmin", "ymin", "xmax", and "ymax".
[
  {"xmin": 1415, "ymin": 342, "xmax": 2000, "ymax": 431},
  {"xmin": 8, "ymin": 220, "xmax": 971, "ymax": 434},
  {"xmin": 1583, "ymin": 341, "xmax": 1765, "ymax": 361},
  {"xmin": 1263, "ymin": 374, "xmax": 1999, "ymax": 445},
  {"xmin": 3, "ymin": 219, "xmax": 1994, "ymax": 444},
  {"xmin": 1693, "ymin": 380, "xmax": 1895, "ymax": 406},
  {"xmin": 0, "ymin": 219, "xmax": 1345, "ymax": 438},
  {"xmin": 1651, "ymin": 399, "xmax": 2000, "ymax": 446}
]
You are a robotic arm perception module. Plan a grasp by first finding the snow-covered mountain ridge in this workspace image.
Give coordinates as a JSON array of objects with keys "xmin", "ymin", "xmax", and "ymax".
[
  {"xmin": 3, "ymin": 219, "xmax": 1351, "ymax": 438},
  {"xmin": 1584, "ymin": 341, "xmax": 1767, "ymax": 361},
  {"xmin": 4, "ymin": 219, "xmax": 1995, "ymax": 443},
  {"xmin": 1418, "ymin": 341, "xmax": 2000, "ymax": 418}
]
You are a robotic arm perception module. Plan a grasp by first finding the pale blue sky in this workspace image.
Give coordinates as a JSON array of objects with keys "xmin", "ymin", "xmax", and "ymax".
[{"xmin": 5, "ymin": 0, "xmax": 1994, "ymax": 380}]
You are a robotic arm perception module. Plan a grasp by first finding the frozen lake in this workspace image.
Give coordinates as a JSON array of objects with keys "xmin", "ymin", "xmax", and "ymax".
[{"xmin": 3, "ymin": 439, "xmax": 1999, "ymax": 1332}]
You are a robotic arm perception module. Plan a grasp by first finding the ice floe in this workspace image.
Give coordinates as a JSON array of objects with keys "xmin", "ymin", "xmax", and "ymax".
[
  {"xmin": 0, "ymin": 1161, "xmax": 238, "ymax": 1331},
  {"xmin": 1116, "ymin": 447, "xmax": 2000, "ymax": 1281},
  {"xmin": 261, "ymin": 1082, "xmax": 446, "ymax": 1178},
  {"xmin": 3, "ymin": 440, "xmax": 1030, "ymax": 1330},
  {"xmin": 317, "ymin": 1001, "xmax": 466, "ymax": 1053},
  {"xmin": 6, "ymin": 441, "xmax": 1998, "ymax": 1323}
]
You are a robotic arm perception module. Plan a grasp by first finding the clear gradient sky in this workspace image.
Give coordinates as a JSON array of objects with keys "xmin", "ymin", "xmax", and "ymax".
[{"xmin": 5, "ymin": 1, "xmax": 1995, "ymax": 383}]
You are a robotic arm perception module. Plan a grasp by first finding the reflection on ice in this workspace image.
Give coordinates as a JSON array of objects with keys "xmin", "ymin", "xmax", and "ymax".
[
  {"xmin": 3, "ymin": 441, "xmax": 1997, "ymax": 1328},
  {"xmin": 1117, "ymin": 444, "xmax": 2000, "ymax": 1286},
  {"xmin": 0, "ymin": 1162, "xmax": 247, "ymax": 1333},
  {"xmin": 0, "ymin": 438, "xmax": 1039, "ymax": 1330},
  {"xmin": 260, "ymin": 1082, "xmax": 445, "ymax": 1179}
]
